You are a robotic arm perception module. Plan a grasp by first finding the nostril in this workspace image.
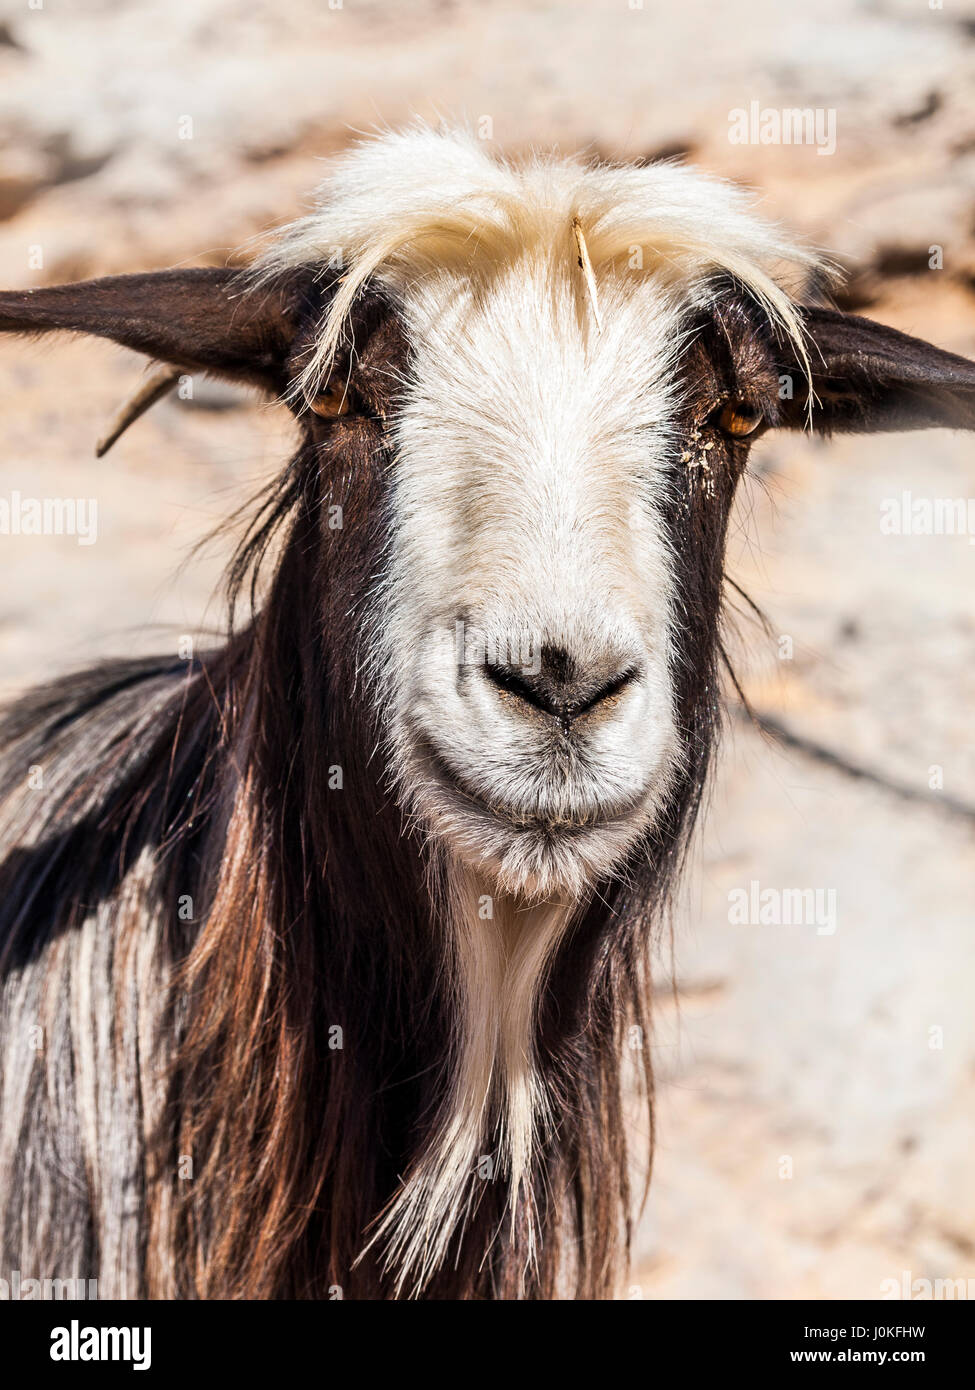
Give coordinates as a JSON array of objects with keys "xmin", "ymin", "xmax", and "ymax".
[
  {"xmin": 576, "ymin": 665, "xmax": 640, "ymax": 716},
  {"xmin": 484, "ymin": 663, "xmax": 555, "ymax": 717},
  {"xmin": 483, "ymin": 659, "xmax": 640, "ymax": 730}
]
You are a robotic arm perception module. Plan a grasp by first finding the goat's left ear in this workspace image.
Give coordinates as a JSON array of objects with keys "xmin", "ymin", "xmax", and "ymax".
[
  {"xmin": 777, "ymin": 308, "xmax": 975, "ymax": 434},
  {"xmin": 0, "ymin": 268, "xmax": 307, "ymax": 393}
]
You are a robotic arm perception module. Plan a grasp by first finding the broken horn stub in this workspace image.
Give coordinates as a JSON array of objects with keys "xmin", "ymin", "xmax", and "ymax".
[
  {"xmin": 94, "ymin": 364, "xmax": 182, "ymax": 458},
  {"xmin": 571, "ymin": 215, "xmax": 603, "ymax": 335}
]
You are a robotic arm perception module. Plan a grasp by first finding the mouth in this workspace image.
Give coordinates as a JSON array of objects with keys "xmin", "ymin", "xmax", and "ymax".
[{"xmin": 411, "ymin": 730, "xmax": 655, "ymax": 834}]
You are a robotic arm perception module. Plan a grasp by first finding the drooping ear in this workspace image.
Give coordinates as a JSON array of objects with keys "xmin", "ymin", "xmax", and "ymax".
[
  {"xmin": 0, "ymin": 267, "xmax": 311, "ymax": 395},
  {"xmin": 777, "ymin": 307, "xmax": 975, "ymax": 434}
]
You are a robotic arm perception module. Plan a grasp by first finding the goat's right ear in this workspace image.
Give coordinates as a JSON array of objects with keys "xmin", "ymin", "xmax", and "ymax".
[{"xmin": 0, "ymin": 267, "xmax": 308, "ymax": 395}]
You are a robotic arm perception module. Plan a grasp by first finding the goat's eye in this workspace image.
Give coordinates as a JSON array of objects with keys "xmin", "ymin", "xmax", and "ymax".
[
  {"xmin": 715, "ymin": 400, "xmax": 763, "ymax": 438},
  {"xmin": 309, "ymin": 384, "xmax": 351, "ymax": 418}
]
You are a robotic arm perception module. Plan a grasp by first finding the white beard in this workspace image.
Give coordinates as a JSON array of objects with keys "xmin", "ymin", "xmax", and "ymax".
[{"xmin": 362, "ymin": 849, "xmax": 574, "ymax": 1297}]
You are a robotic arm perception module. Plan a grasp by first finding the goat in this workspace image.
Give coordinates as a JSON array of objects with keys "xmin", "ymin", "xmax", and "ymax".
[{"xmin": 0, "ymin": 126, "xmax": 972, "ymax": 1300}]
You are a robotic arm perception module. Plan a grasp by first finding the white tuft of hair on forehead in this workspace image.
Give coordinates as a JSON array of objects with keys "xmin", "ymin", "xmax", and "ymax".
[
  {"xmin": 259, "ymin": 124, "xmax": 829, "ymax": 1294},
  {"xmin": 256, "ymin": 122, "xmax": 823, "ymax": 402}
]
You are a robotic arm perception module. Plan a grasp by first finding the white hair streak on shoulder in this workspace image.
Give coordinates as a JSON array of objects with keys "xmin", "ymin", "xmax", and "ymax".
[{"xmin": 252, "ymin": 121, "xmax": 833, "ymax": 411}]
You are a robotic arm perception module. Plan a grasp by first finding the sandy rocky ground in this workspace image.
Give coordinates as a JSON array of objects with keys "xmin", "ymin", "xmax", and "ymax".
[{"xmin": 1, "ymin": 0, "xmax": 974, "ymax": 1299}]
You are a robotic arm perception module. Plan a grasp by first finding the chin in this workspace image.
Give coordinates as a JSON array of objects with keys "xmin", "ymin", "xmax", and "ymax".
[
  {"xmin": 408, "ymin": 761, "xmax": 660, "ymax": 901},
  {"xmin": 477, "ymin": 817, "xmax": 651, "ymax": 900}
]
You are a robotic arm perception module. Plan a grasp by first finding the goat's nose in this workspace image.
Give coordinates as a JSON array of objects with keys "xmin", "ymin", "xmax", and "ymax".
[{"xmin": 483, "ymin": 643, "xmax": 641, "ymax": 732}]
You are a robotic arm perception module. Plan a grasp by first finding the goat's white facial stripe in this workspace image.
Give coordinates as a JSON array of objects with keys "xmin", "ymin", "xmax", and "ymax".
[{"xmin": 379, "ymin": 257, "xmax": 683, "ymax": 897}]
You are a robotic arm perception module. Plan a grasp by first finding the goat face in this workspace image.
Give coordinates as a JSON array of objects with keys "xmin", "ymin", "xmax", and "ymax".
[
  {"xmin": 380, "ymin": 267, "xmax": 689, "ymax": 899},
  {"xmin": 368, "ymin": 266, "xmax": 803, "ymax": 899}
]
